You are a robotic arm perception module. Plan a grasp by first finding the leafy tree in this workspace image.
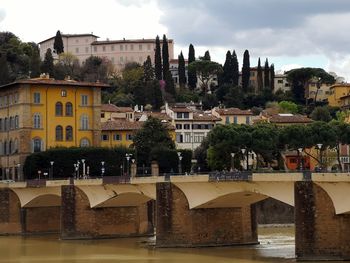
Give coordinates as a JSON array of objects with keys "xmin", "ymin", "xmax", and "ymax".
[
  {"xmin": 278, "ymin": 101, "xmax": 298, "ymax": 114},
  {"xmin": 80, "ymin": 56, "xmax": 112, "ymax": 83},
  {"xmin": 203, "ymin": 50, "xmax": 211, "ymax": 61},
  {"xmin": 154, "ymin": 35, "xmax": 162, "ymax": 80},
  {"xmin": 310, "ymin": 106, "xmax": 332, "ymax": 122},
  {"xmin": 242, "ymin": 50, "xmax": 250, "ymax": 91},
  {"xmin": 54, "ymin": 52, "xmax": 80, "ymax": 79},
  {"xmin": 264, "ymin": 58, "xmax": 270, "ymax": 88},
  {"xmin": 188, "ymin": 59, "xmax": 222, "ymax": 93},
  {"xmin": 330, "ymin": 120, "xmax": 350, "ymax": 171},
  {"xmin": 257, "ymin": 57, "xmax": 263, "ymax": 92},
  {"xmin": 188, "ymin": 44, "xmax": 197, "ymax": 90},
  {"xmin": 143, "ymin": 55, "xmax": 154, "ymax": 81},
  {"xmin": 41, "ymin": 48, "xmax": 54, "ymax": 76},
  {"xmin": 178, "ymin": 51, "xmax": 186, "ymax": 87},
  {"xmin": 162, "ymin": 34, "xmax": 169, "ymax": 81},
  {"xmin": 53, "ymin": 30, "xmax": 64, "ymax": 54},
  {"xmin": 232, "ymin": 50, "xmax": 239, "ymax": 86},
  {"xmin": 133, "ymin": 117, "xmax": 175, "ymax": 166}
]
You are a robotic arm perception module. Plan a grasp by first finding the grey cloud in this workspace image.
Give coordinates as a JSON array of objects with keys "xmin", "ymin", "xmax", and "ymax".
[{"xmin": 0, "ymin": 9, "xmax": 6, "ymax": 22}]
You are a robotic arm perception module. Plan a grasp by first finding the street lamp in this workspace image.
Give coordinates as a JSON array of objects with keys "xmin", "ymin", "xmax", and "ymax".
[
  {"xmin": 16, "ymin": 164, "xmax": 21, "ymax": 181},
  {"xmin": 50, "ymin": 161, "xmax": 54, "ymax": 180},
  {"xmin": 101, "ymin": 161, "xmax": 105, "ymax": 177},
  {"xmin": 298, "ymin": 148, "xmax": 303, "ymax": 171},
  {"xmin": 317, "ymin": 143, "xmax": 323, "ymax": 169},
  {"xmin": 81, "ymin": 159, "xmax": 86, "ymax": 178},
  {"xmin": 241, "ymin": 148, "xmax": 248, "ymax": 170},
  {"xmin": 76, "ymin": 161, "xmax": 80, "ymax": 179},
  {"xmin": 177, "ymin": 152, "xmax": 183, "ymax": 175},
  {"xmin": 38, "ymin": 170, "xmax": 42, "ymax": 180},
  {"xmin": 230, "ymin": 153, "xmax": 235, "ymax": 171},
  {"xmin": 125, "ymin": 153, "xmax": 132, "ymax": 176},
  {"xmin": 120, "ymin": 164, "xmax": 123, "ymax": 176}
]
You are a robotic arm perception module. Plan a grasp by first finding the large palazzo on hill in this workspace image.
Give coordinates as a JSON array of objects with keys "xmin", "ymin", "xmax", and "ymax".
[{"xmin": 0, "ymin": 76, "xmax": 108, "ymax": 180}]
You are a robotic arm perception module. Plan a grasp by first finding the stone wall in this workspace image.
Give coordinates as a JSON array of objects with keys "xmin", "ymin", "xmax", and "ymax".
[
  {"xmin": 156, "ymin": 182, "xmax": 258, "ymax": 247},
  {"xmin": 23, "ymin": 207, "xmax": 60, "ymax": 234},
  {"xmin": 61, "ymin": 185, "xmax": 153, "ymax": 239},
  {"xmin": 295, "ymin": 181, "xmax": 350, "ymax": 260},
  {"xmin": 0, "ymin": 189, "xmax": 21, "ymax": 234},
  {"xmin": 256, "ymin": 198, "xmax": 294, "ymax": 224}
]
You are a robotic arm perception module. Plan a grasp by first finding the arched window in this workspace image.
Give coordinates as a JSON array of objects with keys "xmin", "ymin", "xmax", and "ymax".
[
  {"xmin": 80, "ymin": 138, "xmax": 90, "ymax": 147},
  {"xmin": 66, "ymin": 126, "xmax": 73, "ymax": 141},
  {"xmin": 55, "ymin": 102, "xmax": 63, "ymax": 116},
  {"xmin": 10, "ymin": 117, "xmax": 14, "ymax": 130},
  {"xmin": 3, "ymin": 140, "xmax": 7, "ymax": 155},
  {"xmin": 0, "ymin": 119, "xmax": 3, "ymax": 132},
  {"xmin": 65, "ymin": 102, "xmax": 73, "ymax": 116},
  {"xmin": 14, "ymin": 139, "xmax": 18, "ymax": 153},
  {"xmin": 15, "ymin": 115, "xmax": 19, "ymax": 129},
  {"xmin": 80, "ymin": 114, "xmax": 89, "ymax": 130},
  {"xmin": 0, "ymin": 141, "xmax": 3, "ymax": 155},
  {"xmin": 9, "ymin": 140, "xmax": 12, "ymax": 154},
  {"xmin": 32, "ymin": 138, "xmax": 42, "ymax": 153},
  {"xmin": 33, "ymin": 113, "xmax": 41, "ymax": 129},
  {"xmin": 55, "ymin": 125, "xmax": 63, "ymax": 141},
  {"xmin": 4, "ymin": 117, "xmax": 8, "ymax": 131}
]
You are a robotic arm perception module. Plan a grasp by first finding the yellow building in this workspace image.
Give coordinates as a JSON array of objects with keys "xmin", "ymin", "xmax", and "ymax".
[
  {"xmin": 306, "ymin": 80, "xmax": 332, "ymax": 102},
  {"xmin": 101, "ymin": 104, "xmax": 134, "ymax": 122},
  {"xmin": 0, "ymin": 76, "xmax": 107, "ymax": 180},
  {"xmin": 327, "ymin": 84, "xmax": 350, "ymax": 107},
  {"xmin": 212, "ymin": 107, "xmax": 253, "ymax": 125}
]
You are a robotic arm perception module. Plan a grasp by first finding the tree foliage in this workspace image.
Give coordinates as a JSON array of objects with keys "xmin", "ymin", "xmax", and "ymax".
[
  {"xmin": 154, "ymin": 35, "xmax": 162, "ymax": 80},
  {"xmin": 178, "ymin": 51, "xmax": 186, "ymax": 87},
  {"xmin": 53, "ymin": 30, "xmax": 64, "ymax": 54},
  {"xmin": 188, "ymin": 44, "xmax": 197, "ymax": 90},
  {"xmin": 242, "ymin": 50, "xmax": 250, "ymax": 91}
]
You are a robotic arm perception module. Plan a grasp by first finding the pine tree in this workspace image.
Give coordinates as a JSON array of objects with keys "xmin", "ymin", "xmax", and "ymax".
[
  {"xmin": 242, "ymin": 50, "xmax": 250, "ymax": 91},
  {"xmin": 203, "ymin": 50, "xmax": 211, "ymax": 61},
  {"xmin": 53, "ymin": 30, "xmax": 64, "ymax": 54},
  {"xmin": 232, "ymin": 50, "xmax": 239, "ymax": 86},
  {"xmin": 143, "ymin": 55, "xmax": 154, "ymax": 81},
  {"xmin": 222, "ymin": 50, "xmax": 232, "ymax": 84},
  {"xmin": 178, "ymin": 51, "xmax": 186, "ymax": 87},
  {"xmin": 162, "ymin": 34, "xmax": 169, "ymax": 80},
  {"xmin": 154, "ymin": 35, "xmax": 162, "ymax": 80},
  {"xmin": 264, "ymin": 58, "xmax": 270, "ymax": 88},
  {"xmin": 270, "ymin": 63, "xmax": 275, "ymax": 91},
  {"xmin": 41, "ymin": 48, "xmax": 54, "ymax": 76},
  {"xmin": 257, "ymin": 57, "xmax": 263, "ymax": 92},
  {"xmin": 188, "ymin": 44, "xmax": 197, "ymax": 90}
]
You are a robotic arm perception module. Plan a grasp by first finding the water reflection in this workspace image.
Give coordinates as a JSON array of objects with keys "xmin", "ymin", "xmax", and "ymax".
[{"xmin": 0, "ymin": 226, "xmax": 340, "ymax": 263}]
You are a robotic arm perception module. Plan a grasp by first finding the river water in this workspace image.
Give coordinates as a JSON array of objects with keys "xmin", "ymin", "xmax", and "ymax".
[{"xmin": 0, "ymin": 226, "xmax": 340, "ymax": 263}]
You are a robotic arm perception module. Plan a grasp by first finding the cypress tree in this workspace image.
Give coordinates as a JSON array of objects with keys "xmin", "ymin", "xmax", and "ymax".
[
  {"xmin": 270, "ymin": 64, "xmax": 275, "ymax": 91},
  {"xmin": 264, "ymin": 58, "xmax": 270, "ymax": 88},
  {"xmin": 143, "ymin": 55, "xmax": 154, "ymax": 81},
  {"xmin": 154, "ymin": 35, "xmax": 162, "ymax": 80},
  {"xmin": 242, "ymin": 50, "xmax": 250, "ymax": 91},
  {"xmin": 257, "ymin": 57, "xmax": 263, "ymax": 92},
  {"xmin": 232, "ymin": 50, "xmax": 239, "ymax": 86},
  {"xmin": 178, "ymin": 51, "xmax": 186, "ymax": 87},
  {"xmin": 162, "ymin": 34, "xmax": 169, "ymax": 80},
  {"xmin": 203, "ymin": 50, "xmax": 211, "ymax": 61},
  {"xmin": 188, "ymin": 44, "xmax": 197, "ymax": 90},
  {"xmin": 41, "ymin": 48, "xmax": 54, "ymax": 76},
  {"xmin": 53, "ymin": 30, "xmax": 64, "ymax": 54},
  {"xmin": 222, "ymin": 50, "xmax": 232, "ymax": 84}
]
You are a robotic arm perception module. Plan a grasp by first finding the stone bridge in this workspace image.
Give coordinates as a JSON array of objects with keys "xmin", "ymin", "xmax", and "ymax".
[{"xmin": 0, "ymin": 172, "xmax": 350, "ymax": 260}]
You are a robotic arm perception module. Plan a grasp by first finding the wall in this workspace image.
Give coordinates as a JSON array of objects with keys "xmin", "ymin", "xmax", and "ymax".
[
  {"xmin": 295, "ymin": 181, "xmax": 350, "ymax": 260},
  {"xmin": 0, "ymin": 189, "xmax": 21, "ymax": 234},
  {"xmin": 156, "ymin": 182, "xmax": 257, "ymax": 247},
  {"xmin": 255, "ymin": 198, "xmax": 294, "ymax": 224},
  {"xmin": 61, "ymin": 185, "xmax": 153, "ymax": 239}
]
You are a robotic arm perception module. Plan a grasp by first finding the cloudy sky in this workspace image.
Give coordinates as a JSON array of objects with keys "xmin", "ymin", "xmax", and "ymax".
[{"xmin": 1, "ymin": 0, "xmax": 350, "ymax": 79}]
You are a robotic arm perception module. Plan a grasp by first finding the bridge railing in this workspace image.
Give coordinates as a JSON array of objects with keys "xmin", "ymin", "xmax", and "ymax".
[{"xmin": 208, "ymin": 171, "xmax": 253, "ymax": 181}]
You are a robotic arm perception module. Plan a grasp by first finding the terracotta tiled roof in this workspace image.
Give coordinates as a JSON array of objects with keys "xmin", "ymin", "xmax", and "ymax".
[
  {"xmin": 269, "ymin": 114, "xmax": 312, "ymax": 124},
  {"xmin": 101, "ymin": 120, "xmax": 142, "ymax": 131},
  {"xmin": 214, "ymin": 107, "xmax": 252, "ymax": 116},
  {"xmin": 92, "ymin": 38, "xmax": 173, "ymax": 45},
  {"xmin": 38, "ymin": 33, "xmax": 99, "ymax": 44},
  {"xmin": 170, "ymin": 107, "xmax": 193, "ymax": 113},
  {"xmin": 144, "ymin": 112, "xmax": 172, "ymax": 121},
  {"xmin": 0, "ymin": 78, "xmax": 109, "ymax": 89},
  {"xmin": 193, "ymin": 112, "xmax": 221, "ymax": 121},
  {"xmin": 101, "ymin": 104, "xmax": 133, "ymax": 113}
]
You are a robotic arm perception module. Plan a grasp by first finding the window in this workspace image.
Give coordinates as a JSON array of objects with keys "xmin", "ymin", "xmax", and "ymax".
[
  {"xmin": 193, "ymin": 132, "xmax": 205, "ymax": 143},
  {"xmin": 0, "ymin": 141, "xmax": 3, "ymax": 155},
  {"xmin": 184, "ymin": 133, "xmax": 191, "ymax": 143},
  {"xmin": 80, "ymin": 114, "xmax": 89, "ymax": 130},
  {"xmin": 184, "ymin": 124, "xmax": 190, "ymax": 130},
  {"xmin": 75, "ymin": 47, "xmax": 79, "ymax": 53},
  {"xmin": 113, "ymin": 133, "xmax": 121, "ymax": 141},
  {"xmin": 33, "ymin": 138, "xmax": 42, "ymax": 153},
  {"xmin": 120, "ymin": 45, "xmax": 123, "ymax": 51},
  {"xmin": 9, "ymin": 140, "xmax": 12, "ymax": 155},
  {"xmin": 66, "ymin": 102, "xmax": 73, "ymax": 116},
  {"xmin": 225, "ymin": 116, "xmax": 230, "ymax": 124},
  {"xmin": 85, "ymin": 47, "xmax": 89, "ymax": 53},
  {"xmin": 55, "ymin": 102, "xmax": 63, "ymax": 116},
  {"xmin": 126, "ymin": 134, "xmax": 133, "ymax": 140},
  {"xmin": 184, "ymin": 112, "xmax": 189, "ymax": 119},
  {"xmin": 125, "ymin": 44, "xmax": 128, "ymax": 51},
  {"xmin": 101, "ymin": 113, "xmax": 105, "ymax": 118},
  {"xmin": 139, "ymin": 44, "xmax": 142, "ymax": 50},
  {"xmin": 33, "ymin": 92, "xmax": 40, "ymax": 104},
  {"xmin": 130, "ymin": 44, "xmax": 133, "ymax": 51},
  {"xmin": 176, "ymin": 124, "xmax": 182, "ymax": 129},
  {"xmin": 4, "ymin": 118, "xmax": 9, "ymax": 131},
  {"xmin": 9, "ymin": 117, "xmax": 14, "ymax": 130},
  {"xmin": 93, "ymin": 46, "xmax": 97, "ymax": 52},
  {"xmin": 147, "ymin": 44, "xmax": 151, "ymax": 50},
  {"xmin": 61, "ymin": 90, "xmax": 67, "ymax": 97},
  {"xmin": 3, "ymin": 141, "xmax": 7, "ymax": 155},
  {"xmin": 14, "ymin": 139, "xmax": 18, "ymax": 153},
  {"xmin": 9, "ymin": 94, "xmax": 13, "ymax": 105},
  {"xmin": 234, "ymin": 116, "xmax": 238, "ymax": 124},
  {"xmin": 101, "ymin": 134, "xmax": 109, "ymax": 141},
  {"xmin": 80, "ymin": 138, "xmax": 90, "ymax": 147},
  {"xmin": 111, "ymin": 45, "xmax": 115, "ymax": 51},
  {"xmin": 66, "ymin": 126, "xmax": 73, "ymax": 141},
  {"xmin": 246, "ymin": 116, "xmax": 250, "ymax": 125},
  {"xmin": 33, "ymin": 113, "xmax": 41, "ymax": 129},
  {"xmin": 277, "ymin": 80, "xmax": 283, "ymax": 84},
  {"xmin": 0, "ymin": 119, "xmax": 2, "ymax": 131},
  {"xmin": 102, "ymin": 46, "xmax": 106, "ymax": 52},
  {"xmin": 120, "ymin": 57, "xmax": 124, "ymax": 63},
  {"xmin": 0, "ymin": 97, "xmax": 3, "ymax": 107},
  {"xmin": 14, "ymin": 93, "xmax": 19, "ymax": 103},
  {"xmin": 56, "ymin": 125, "xmax": 63, "ymax": 141},
  {"xmin": 176, "ymin": 133, "xmax": 183, "ymax": 143},
  {"xmin": 81, "ymin": 95, "xmax": 88, "ymax": 106}
]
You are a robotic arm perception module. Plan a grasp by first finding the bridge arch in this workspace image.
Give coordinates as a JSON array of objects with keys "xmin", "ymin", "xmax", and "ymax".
[
  {"xmin": 10, "ymin": 187, "xmax": 61, "ymax": 208},
  {"xmin": 315, "ymin": 182, "xmax": 350, "ymax": 214}
]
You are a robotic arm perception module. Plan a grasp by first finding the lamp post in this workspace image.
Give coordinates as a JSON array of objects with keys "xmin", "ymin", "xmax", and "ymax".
[
  {"xmin": 125, "ymin": 153, "xmax": 132, "ymax": 176},
  {"xmin": 38, "ymin": 170, "xmax": 42, "ymax": 180},
  {"xmin": 298, "ymin": 148, "xmax": 303, "ymax": 171},
  {"xmin": 230, "ymin": 153, "xmax": 235, "ymax": 171},
  {"xmin": 177, "ymin": 152, "xmax": 183, "ymax": 175},
  {"xmin": 101, "ymin": 161, "xmax": 105, "ymax": 177},
  {"xmin": 77, "ymin": 161, "xmax": 80, "ymax": 179},
  {"xmin": 16, "ymin": 163, "xmax": 21, "ymax": 181},
  {"xmin": 241, "ymin": 148, "xmax": 247, "ymax": 170},
  {"xmin": 81, "ymin": 159, "xmax": 86, "ymax": 178},
  {"xmin": 317, "ymin": 143, "xmax": 323, "ymax": 169},
  {"xmin": 50, "ymin": 161, "xmax": 54, "ymax": 180},
  {"xmin": 120, "ymin": 165, "xmax": 123, "ymax": 176}
]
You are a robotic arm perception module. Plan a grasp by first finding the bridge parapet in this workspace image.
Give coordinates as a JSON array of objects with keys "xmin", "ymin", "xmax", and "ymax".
[{"xmin": 312, "ymin": 173, "xmax": 350, "ymax": 182}]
